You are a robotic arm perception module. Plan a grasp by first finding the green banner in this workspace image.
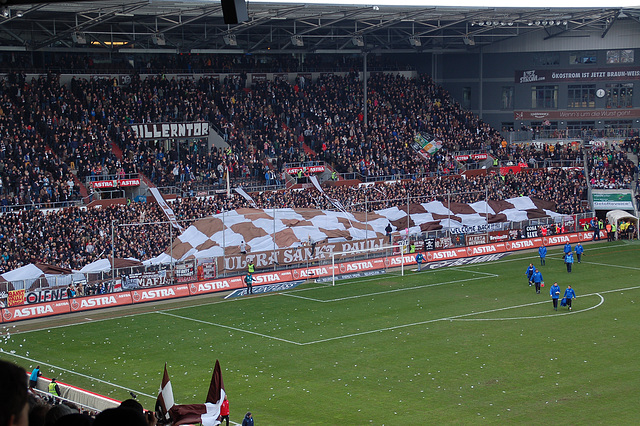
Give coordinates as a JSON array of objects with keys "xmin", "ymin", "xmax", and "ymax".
[{"xmin": 592, "ymin": 192, "xmax": 634, "ymax": 209}]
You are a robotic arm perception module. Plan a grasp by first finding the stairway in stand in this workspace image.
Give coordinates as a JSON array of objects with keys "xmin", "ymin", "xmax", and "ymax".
[{"xmin": 111, "ymin": 142, "xmax": 124, "ymax": 160}]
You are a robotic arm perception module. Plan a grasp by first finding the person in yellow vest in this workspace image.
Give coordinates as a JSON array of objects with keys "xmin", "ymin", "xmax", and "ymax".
[
  {"xmin": 49, "ymin": 378, "xmax": 60, "ymax": 396},
  {"xmin": 611, "ymin": 222, "xmax": 617, "ymax": 240},
  {"xmin": 248, "ymin": 260, "xmax": 255, "ymax": 274}
]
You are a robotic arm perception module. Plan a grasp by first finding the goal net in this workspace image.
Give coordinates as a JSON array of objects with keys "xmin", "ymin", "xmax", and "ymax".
[{"xmin": 323, "ymin": 243, "xmax": 409, "ymax": 286}]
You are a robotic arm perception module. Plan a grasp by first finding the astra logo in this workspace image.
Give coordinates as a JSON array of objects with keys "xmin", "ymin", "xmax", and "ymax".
[
  {"xmin": 80, "ymin": 296, "xmax": 118, "ymax": 308},
  {"xmin": 140, "ymin": 288, "xmax": 176, "ymax": 299},
  {"xmin": 507, "ymin": 240, "xmax": 534, "ymax": 250},
  {"xmin": 198, "ymin": 281, "xmax": 231, "ymax": 292},
  {"xmin": 467, "ymin": 246, "xmax": 497, "ymax": 256},
  {"xmin": 8, "ymin": 305, "xmax": 54, "ymax": 318}
]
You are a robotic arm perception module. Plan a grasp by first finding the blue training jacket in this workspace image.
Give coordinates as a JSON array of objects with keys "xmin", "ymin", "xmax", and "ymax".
[
  {"xmin": 550, "ymin": 284, "xmax": 561, "ymax": 299},
  {"xmin": 526, "ymin": 265, "xmax": 535, "ymax": 278},
  {"xmin": 565, "ymin": 253, "xmax": 574, "ymax": 264},
  {"xmin": 563, "ymin": 243, "xmax": 572, "ymax": 254},
  {"xmin": 532, "ymin": 271, "xmax": 543, "ymax": 283},
  {"xmin": 575, "ymin": 244, "xmax": 584, "ymax": 254},
  {"xmin": 538, "ymin": 246, "xmax": 547, "ymax": 258},
  {"xmin": 564, "ymin": 288, "xmax": 576, "ymax": 299}
]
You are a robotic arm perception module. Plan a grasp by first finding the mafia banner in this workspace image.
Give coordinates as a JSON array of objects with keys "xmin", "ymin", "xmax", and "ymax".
[
  {"xmin": 515, "ymin": 67, "xmax": 640, "ymax": 84},
  {"xmin": 129, "ymin": 122, "xmax": 210, "ymax": 140}
]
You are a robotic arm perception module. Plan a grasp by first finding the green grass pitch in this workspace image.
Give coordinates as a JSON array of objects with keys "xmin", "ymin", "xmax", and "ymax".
[{"xmin": 2, "ymin": 240, "xmax": 639, "ymax": 424}]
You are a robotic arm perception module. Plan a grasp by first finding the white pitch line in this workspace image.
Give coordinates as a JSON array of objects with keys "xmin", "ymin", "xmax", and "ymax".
[
  {"xmin": 579, "ymin": 261, "xmax": 640, "ymax": 271},
  {"xmin": 280, "ymin": 271, "xmax": 498, "ymax": 303},
  {"xmin": 156, "ymin": 311, "xmax": 304, "ymax": 346},
  {"xmin": 319, "ymin": 274, "xmax": 498, "ymax": 303},
  {"xmin": 452, "ymin": 293, "xmax": 605, "ymax": 321},
  {"xmin": 282, "ymin": 241, "xmax": 626, "ymax": 297},
  {"xmin": 300, "ymin": 285, "xmax": 640, "ymax": 344},
  {"xmin": 0, "ymin": 351, "xmax": 155, "ymax": 399},
  {"xmin": 279, "ymin": 293, "xmax": 324, "ymax": 302}
]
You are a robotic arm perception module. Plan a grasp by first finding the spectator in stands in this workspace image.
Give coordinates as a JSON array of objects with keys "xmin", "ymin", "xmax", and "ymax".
[{"xmin": 0, "ymin": 360, "xmax": 29, "ymax": 426}]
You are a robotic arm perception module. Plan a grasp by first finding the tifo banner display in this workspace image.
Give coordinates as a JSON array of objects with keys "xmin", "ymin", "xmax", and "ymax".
[
  {"xmin": 8, "ymin": 289, "xmax": 25, "ymax": 307},
  {"xmin": 128, "ymin": 122, "xmax": 210, "ymax": 140},
  {"xmin": 0, "ymin": 231, "xmax": 608, "ymax": 322},
  {"xmin": 413, "ymin": 133, "xmax": 443, "ymax": 156},
  {"xmin": 466, "ymin": 234, "xmax": 488, "ymax": 246},
  {"xmin": 578, "ymin": 216, "xmax": 597, "ymax": 228},
  {"xmin": 525, "ymin": 225, "xmax": 539, "ymax": 239},
  {"xmin": 25, "ymin": 288, "xmax": 68, "ymax": 305},
  {"xmin": 488, "ymin": 230, "xmax": 510, "ymax": 243},
  {"xmin": 197, "ymin": 259, "xmax": 217, "ymax": 280},
  {"xmin": 121, "ymin": 271, "xmax": 167, "ymax": 289},
  {"xmin": 423, "ymin": 238, "xmax": 436, "ymax": 251},
  {"xmin": 592, "ymin": 192, "xmax": 634, "ymax": 209},
  {"xmin": 220, "ymin": 238, "xmax": 387, "ymax": 273},
  {"xmin": 175, "ymin": 260, "xmax": 196, "ymax": 283},
  {"xmin": 166, "ymin": 259, "xmax": 218, "ymax": 284},
  {"xmin": 150, "ymin": 188, "xmax": 183, "ymax": 231}
]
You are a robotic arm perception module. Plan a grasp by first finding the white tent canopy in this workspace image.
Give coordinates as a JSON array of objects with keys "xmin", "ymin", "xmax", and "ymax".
[{"xmin": 606, "ymin": 210, "xmax": 639, "ymax": 239}]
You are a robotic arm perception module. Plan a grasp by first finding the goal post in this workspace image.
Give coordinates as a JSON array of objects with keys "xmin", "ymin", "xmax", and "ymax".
[{"xmin": 329, "ymin": 243, "xmax": 410, "ymax": 286}]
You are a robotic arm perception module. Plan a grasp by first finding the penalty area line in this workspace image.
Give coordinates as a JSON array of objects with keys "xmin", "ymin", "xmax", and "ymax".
[
  {"xmin": 156, "ymin": 311, "xmax": 304, "ymax": 346},
  {"xmin": 300, "ymin": 286, "xmax": 640, "ymax": 345},
  {"xmin": 279, "ymin": 274, "xmax": 498, "ymax": 304}
]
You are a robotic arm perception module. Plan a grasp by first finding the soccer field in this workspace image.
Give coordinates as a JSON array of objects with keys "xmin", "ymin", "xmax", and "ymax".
[{"xmin": 2, "ymin": 240, "xmax": 639, "ymax": 424}]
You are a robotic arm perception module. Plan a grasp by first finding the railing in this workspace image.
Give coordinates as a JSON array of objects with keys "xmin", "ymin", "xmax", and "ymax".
[
  {"xmin": 30, "ymin": 388, "xmax": 104, "ymax": 415},
  {"xmin": 155, "ymin": 179, "xmax": 285, "ymax": 198},
  {"xmin": 0, "ymin": 199, "xmax": 83, "ymax": 213},
  {"xmin": 503, "ymin": 128, "xmax": 639, "ymax": 143},
  {"xmin": 283, "ymin": 160, "xmax": 326, "ymax": 169},
  {"xmin": 339, "ymin": 170, "xmax": 452, "ymax": 183}
]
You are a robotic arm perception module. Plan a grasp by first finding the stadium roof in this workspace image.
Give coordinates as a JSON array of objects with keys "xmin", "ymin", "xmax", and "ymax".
[{"xmin": 0, "ymin": 1, "xmax": 638, "ymax": 53}]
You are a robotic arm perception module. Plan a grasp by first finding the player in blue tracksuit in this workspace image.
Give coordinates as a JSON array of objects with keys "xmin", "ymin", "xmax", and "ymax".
[
  {"xmin": 531, "ymin": 269, "xmax": 544, "ymax": 294},
  {"xmin": 538, "ymin": 244, "xmax": 547, "ymax": 266},
  {"xmin": 565, "ymin": 252, "xmax": 574, "ymax": 273},
  {"xmin": 550, "ymin": 282, "xmax": 561, "ymax": 310},
  {"xmin": 563, "ymin": 285, "xmax": 576, "ymax": 311},
  {"xmin": 525, "ymin": 263, "xmax": 535, "ymax": 285},
  {"xmin": 575, "ymin": 243, "xmax": 584, "ymax": 263},
  {"xmin": 563, "ymin": 242, "xmax": 572, "ymax": 257},
  {"xmin": 415, "ymin": 253, "xmax": 425, "ymax": 272}
]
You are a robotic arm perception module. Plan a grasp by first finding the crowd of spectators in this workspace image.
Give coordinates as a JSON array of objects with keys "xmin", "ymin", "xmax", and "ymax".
[
  {"xmin": 493, "ymin": 141, "xmax": 582, "ymax": 168},
  {"xmin": 0, "ymin": 55, "xmax": 636, "ymax": 277},
  {"xmin": 587, "ymin": 147, "xmax": 637, "ymax": 189},
  {"xmin": 2, "ymin": 65, "xmax": 508, "ymax": 207}
]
